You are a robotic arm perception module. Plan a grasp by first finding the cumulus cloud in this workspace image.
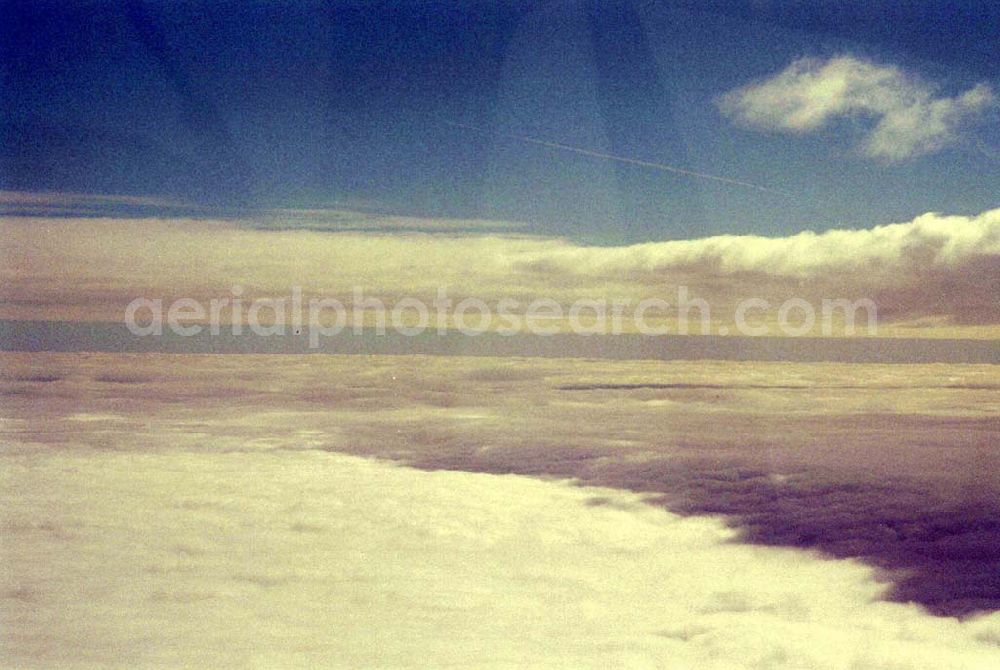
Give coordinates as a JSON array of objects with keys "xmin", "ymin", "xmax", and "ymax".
[
  {"xmin": 511, "ymin": 208, "xmax": 1000, "ymax": 324},
  {"xmin": 718, "ymin": 56, "xmax": 996, "ymax": 161},
  {"xmin": 513, "ymin": 208, "xmax": 1000, "ymax": 279}
]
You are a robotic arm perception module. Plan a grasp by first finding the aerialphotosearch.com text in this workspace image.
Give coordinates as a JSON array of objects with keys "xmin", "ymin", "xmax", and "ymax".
[{"xmin": 125, "ymin": 285, "xmax": 878, "ymax": 346}]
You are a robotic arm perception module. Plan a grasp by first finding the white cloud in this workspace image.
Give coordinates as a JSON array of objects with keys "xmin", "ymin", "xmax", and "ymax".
[
  {"xmin": 3, "ymin": 357, "xmax": 1000, "ymax": 668},
  {"xmin": 1, "ymin": 208, "xmax": 998, "ymax": 329},
  {"xmin": 515, "ymin": 208, "xmax": 1000, "ymax": 280},
  {"xmin": 718, "ymin": 56, "xmax": 996, "ymax": 161}
]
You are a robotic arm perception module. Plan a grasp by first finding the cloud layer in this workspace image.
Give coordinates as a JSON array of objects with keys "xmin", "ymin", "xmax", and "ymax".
[
  {"xmin": 5, "ymin": 206, "xmax": 999, "ymax": 333},
  {"xmin": 3, "ymin": 352, "xmax": 1000, "ymax": 667},
  {"xmin": 719, "ymin": 56, "xmax": 996, "ymax": 161},
  {"xmin": 0, "ymin": 190, "xmax": 524, "ymax": 233}
]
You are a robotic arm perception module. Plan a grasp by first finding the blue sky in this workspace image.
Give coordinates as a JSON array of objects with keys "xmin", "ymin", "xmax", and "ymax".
[{"xmin": 2, "ymin": 0, "xmax": 998, "ymax": 243}]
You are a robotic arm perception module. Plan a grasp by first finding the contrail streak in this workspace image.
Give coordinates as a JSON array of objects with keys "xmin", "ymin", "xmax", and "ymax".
[{"xmin": 446, "ymin": 121, "xmax": 784, "ymax": 194}]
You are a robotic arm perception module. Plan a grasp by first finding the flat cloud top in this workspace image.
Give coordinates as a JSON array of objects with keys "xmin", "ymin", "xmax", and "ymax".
[
  {"xmin": 3, "ymin": 352, "xmax": 1000, "ymax": 666},
  {"xmin": 1, "ymin": 206, "xmax": 998, "ymax": 334}
]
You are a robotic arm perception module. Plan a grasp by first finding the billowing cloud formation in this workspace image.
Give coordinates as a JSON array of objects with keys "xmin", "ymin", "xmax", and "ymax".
[
  {"xmin": 515, "ymin": 209, "xmax": 1000, "ymax": 324},
  {"xmin": 514, "ymin": 209, "xmax": 1000, "ymax": 279},
  {"xmin": 1, "ymin": 207, "xmax": 998, "ymax": 333},
  {"xmin": 718, "ymin": 56, "xmax": 996, "ymax": 161}
]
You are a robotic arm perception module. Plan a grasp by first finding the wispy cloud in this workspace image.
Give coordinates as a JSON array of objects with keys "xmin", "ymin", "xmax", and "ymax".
[
  {"xmin": 0, "ymin": 191, "xmax": 525, "ymax": 234},
  {"xmin": 718, "ymin": 56, "xmax": 996, "ymax": 162},
  {"xmin": 245, "ymin": 208, "xmax": 525, "ymax": 234},
  {"xmin": 0, "ymin": 190, "xmax": 196, "ymax": 217}
]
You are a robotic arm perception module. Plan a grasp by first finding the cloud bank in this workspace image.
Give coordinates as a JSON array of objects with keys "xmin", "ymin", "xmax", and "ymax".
[
  {"xmin": 718, "ymin": 56, "xmax": 996, "ymax": 161},
  {"xmin": 1, "ymin": 207, "xmax": 998, "ymax": 333},
  {"xmin": 513, "ymin": 209, "xmax": 1000, "ymax": 279}
]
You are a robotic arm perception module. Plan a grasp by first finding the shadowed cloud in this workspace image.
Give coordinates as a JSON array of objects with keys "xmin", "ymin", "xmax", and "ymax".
[{"xmin": 3, "ymin": 352, "xmax": 998, "ymax": 619}]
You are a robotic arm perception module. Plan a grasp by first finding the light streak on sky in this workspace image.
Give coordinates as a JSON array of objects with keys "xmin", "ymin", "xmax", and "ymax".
[{"xmin": 445, "ymin": 121, "xmax": 786, "ymax": 195}]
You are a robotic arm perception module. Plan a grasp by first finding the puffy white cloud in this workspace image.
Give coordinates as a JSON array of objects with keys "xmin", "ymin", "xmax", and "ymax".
[
  {"xmin": 718, "ymin": 56, "xmax": 996, "ymax": 161},
  {"xmin": 9, "ymin": 447, "xmax": 1000, "ymax": 669},
  {"xmin": 513, "ymin": 208, "xmax": 1000, "ymax": 279}
]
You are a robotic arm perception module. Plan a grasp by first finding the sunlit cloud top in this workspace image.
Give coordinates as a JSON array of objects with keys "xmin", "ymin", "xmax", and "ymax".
[
  {"xmin": 2, "ymin": 201, "xmax": 998, "ymax": 335},
  {"xmin": 719, "ymin": 55, "xmax": 997, "ymax": 162}
]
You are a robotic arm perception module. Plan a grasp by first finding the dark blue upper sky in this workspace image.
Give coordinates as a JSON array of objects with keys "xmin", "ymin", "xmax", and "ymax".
[{"xmin": 2, "ymin": 0, "xmax": 998, "ymax": 243}]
